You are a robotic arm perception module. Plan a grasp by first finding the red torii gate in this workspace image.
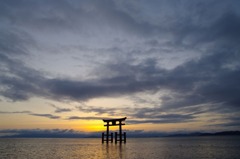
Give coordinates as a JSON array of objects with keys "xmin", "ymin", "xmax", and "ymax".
[{"xmin": 102, "ymin": 117, "xmax": 127, "ymax": 144}]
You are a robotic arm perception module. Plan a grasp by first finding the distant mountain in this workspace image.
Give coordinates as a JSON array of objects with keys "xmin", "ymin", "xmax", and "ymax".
[
  {"xmin": 165, "ymin": 131, "xmax": 240, "ymax": 137},
  {"xmin": 199, "ymin": 131, "xmax": 240, "ymax": 136}
]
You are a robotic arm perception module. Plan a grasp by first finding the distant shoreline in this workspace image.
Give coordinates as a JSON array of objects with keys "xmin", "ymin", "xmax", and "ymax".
[{"xmin": 0, "ymin": 130, "xmax": 239, "ymax": 138}]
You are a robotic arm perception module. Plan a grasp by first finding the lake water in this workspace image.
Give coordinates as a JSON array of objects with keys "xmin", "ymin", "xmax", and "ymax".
[{"xmin": 0, "ymin": 137, "xmax": 240, "ymax": 159}]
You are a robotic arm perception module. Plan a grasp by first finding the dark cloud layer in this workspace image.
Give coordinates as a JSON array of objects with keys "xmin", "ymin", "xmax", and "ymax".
[{"xmin": 0, "ymin": 0, "xmax": 240, "ymax": 128}]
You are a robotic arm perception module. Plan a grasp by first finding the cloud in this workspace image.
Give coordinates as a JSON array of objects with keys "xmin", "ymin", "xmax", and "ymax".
[
  {"xmin": 0, "ymin": 110, "xmax": 62, "ymax": 120},
  {"xmin": 0, "ymin": 0, "xmax": 240, "ymax": 128},
  {"xmin": 74, "ymin": 104, "xmax": 197, "ymax": 124},
  {"xmin": 209, "ymin": 116, "xmax": 240, "ymax": 128},
  {"xmin": 124, "ymin": 110, "xmax": 196, "ymax": 124},
  {"xmin": 1, "ymin": 0, "xmax": 239, "ymax": 103},
  {"xmin": 0, "ymin": 54, "xmax": 46, "ymax": 101},
  {"xmin": 47, "ymin": 103, "xmax": 71, "ymax": 113},
  {"xmin": 0, "ymin": 0, "xmax": 159, "ymax": 38},
  {"xmin": 67, "ymin": 116, "xmax": 106, "ymax": 120},
  {"xmin": 0, "ymin": 111, "xmax": 32, "ymax": 114},
  {"xmin": 30, "ymin": 113, "xmax": 61, "ymax": 119},
  {"xmin": 54, "ymin": 108, "xmax": 71, "ymax": 113},
  {"xmin": 159, "ymin": 51, "xmax": 240, "ymax": 110},
  {"xmin": 76, "ymin": 104, "xmax": 122, "ymax": 116}
]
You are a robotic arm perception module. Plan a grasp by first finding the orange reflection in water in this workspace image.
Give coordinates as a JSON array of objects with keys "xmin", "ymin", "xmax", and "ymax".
[{"xmin": 101, "ymin": 143, "xmax": 126, "ymax": 159}]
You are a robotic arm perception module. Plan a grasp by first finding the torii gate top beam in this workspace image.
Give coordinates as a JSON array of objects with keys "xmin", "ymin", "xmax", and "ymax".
[
  {"xmin": 103, "ymin": 117, "xmax": 127, "ymax": 122},
  {"xmin": 103, "ymin": 117, "xmax": 127, "ymax": 126}
]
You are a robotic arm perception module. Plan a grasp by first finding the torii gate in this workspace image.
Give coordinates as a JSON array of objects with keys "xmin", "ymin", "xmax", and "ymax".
[{"xmin": 102, "ymin": 117, "xmax": 127, "ymax": 144}]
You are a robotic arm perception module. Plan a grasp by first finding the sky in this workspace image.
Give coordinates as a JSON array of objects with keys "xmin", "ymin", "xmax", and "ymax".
[{"xmin": 0, "ymin": 0, "xmax": 240, "ymax": 137}]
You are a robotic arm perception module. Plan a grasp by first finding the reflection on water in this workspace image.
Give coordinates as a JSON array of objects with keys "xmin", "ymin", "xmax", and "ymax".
[
  {"xmin": 0, "ymin": 137, "xmax": 240, "ymax": 159},
  {"xmin": 103, "ymin": 143, "xmax": 126, "ymax": 159}
]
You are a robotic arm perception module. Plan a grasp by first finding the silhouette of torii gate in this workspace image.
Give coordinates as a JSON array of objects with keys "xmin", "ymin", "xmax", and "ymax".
[{"xmin": 102, "ymin": 117, "xmax": 127, "ymax": 144}]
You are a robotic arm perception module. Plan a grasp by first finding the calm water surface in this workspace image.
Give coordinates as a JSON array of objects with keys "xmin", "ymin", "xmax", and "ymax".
[{"xmin": 0, "ymin": 137, "xmax": 240, "ymax": 159}]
